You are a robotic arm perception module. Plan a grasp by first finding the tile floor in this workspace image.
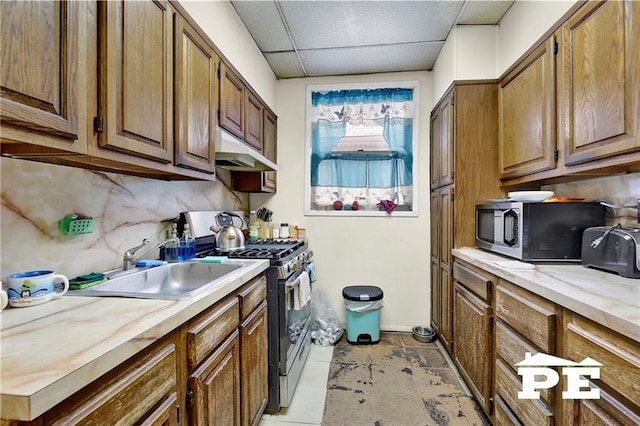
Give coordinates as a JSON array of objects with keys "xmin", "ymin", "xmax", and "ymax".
[
  {"xmin": 259, "ymin": 344, "xmax": 334, "ymax": 426},
  {"xmin": 259, "ymin": 336, "xmax": 475, "ymax": 426}
]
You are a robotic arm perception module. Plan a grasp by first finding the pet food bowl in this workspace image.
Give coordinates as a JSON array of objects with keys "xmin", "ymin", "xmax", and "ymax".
[{"xmin": 412, "ymin": 326, "xmax": 437, "ymax": 343}]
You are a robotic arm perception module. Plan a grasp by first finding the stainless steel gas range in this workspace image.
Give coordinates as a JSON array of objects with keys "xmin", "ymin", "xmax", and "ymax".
[{"xmin": 181, "ymin": 211, "xmax": 314, "ymax": 413}]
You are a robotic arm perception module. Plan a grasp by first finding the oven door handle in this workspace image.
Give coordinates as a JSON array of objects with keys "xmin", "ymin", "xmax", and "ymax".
[
  {"xmin": 285, "ymin": 277, "xmax": 300, "ymax": 290},
  {"xmin": 284, "ymin": 267, "xmax": 306, "ymax": 288}
]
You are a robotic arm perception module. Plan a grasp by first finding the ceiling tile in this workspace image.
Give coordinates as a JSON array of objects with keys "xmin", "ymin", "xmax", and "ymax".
[
  {"xmin": 279, "ymin": 1, "xmax": 464, "ymax": 50},
  {"xmin": 229, "ymin": 0, "xmax": 514, "ymax": 78},
  {"xmin": 457, "ymin": 1, "xmax": 514, "ymax": 25},
  {"xmin": 300, "ymin": 42, "xmax": 444, "ymax": 77},
  {"xmin": 230, "ymin": 1, "xmax": 293, "ymax": 52},
  {"xmin": 264, "ymin": 51, "xmax": 306, "ymax": 78}
]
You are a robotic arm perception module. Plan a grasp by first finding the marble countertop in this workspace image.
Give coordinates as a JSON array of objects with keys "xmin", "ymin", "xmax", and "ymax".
[
  {"xmin": 452, "ymin": 248, "xmax": 640, "ymax": 343},
  {"xmin": 0, "ymin": 259, "xmax": 269, "ymax": 421}
]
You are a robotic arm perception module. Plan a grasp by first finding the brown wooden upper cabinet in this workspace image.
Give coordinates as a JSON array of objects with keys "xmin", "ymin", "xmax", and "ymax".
[
  {"xmin": 430, "ymin": 91, "xmax": 454, "ymax": 189},
  {"xmin": 499, "ymin": 37, "xmax": 557, "ymax": 180},
  {"xmin": 0, "ymin": 0, "xmax": 87, "ymax": 153},
  {"xmin": 231, "ymin": 102, "xmax": 278, "ymax": 193},
  {"xmin": 97, "ymin": 0, "xmax": 174, "ymax": 163},
  {"xmin": 174, "ymin": 14, "xmax": 219, "ymax": 174},
  {"xmin": 219, "ymin": 62, "xmax": 246, "ymax": 140},
  {"xmin": 559, "ymin": 0, "xmax": 640, "ymax": 166},
  {"xmin": 429, "ymin": 108, "xmax": 441, "ymax": 189},
  {"xmin": 499, "ymin": 0, "xmax": 639, "ymax": 184},
  {"xmin": 245, "ymin": 90, "xmax": 264, "ymax": 153},
  {"xmin": 262, "ymin": 109, "xmax": 278, "ymax": 191}
]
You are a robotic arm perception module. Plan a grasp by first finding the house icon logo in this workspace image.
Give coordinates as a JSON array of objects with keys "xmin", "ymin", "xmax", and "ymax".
[{"xmin": 516, "ymin": 352, "xmax": 603, "ymax": 400}]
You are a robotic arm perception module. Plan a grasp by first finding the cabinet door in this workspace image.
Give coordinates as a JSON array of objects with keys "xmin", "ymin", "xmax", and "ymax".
[
  {"xmin": 241, "ymin": 302, "xmax": 268, "ymax": 426},
  {"xmin": 232, "ymin": 111, "xmax": 277, "ymax": 193},
  {"xmin": 453, "ymin": 282, "xmax": 493, "ymax": 416},
  {"xmin": 244, "ymin": 91, "xmax": 264, "ymax": 152},
  {"xmin": 499, "ymin": 37, "xmax": 557, "ymax": 179},
  {"xmin": 262, "ymin": 109, "xmax": 278, "ymax": 191},
  {"xmin": 430, "ymin": 190, "xmax": 441, "ymax": 335},
  {"xmin": 430, "ymin": 108, "xmax": 440, "ymax": 189},
  {"xmin": 0, "ymin": 0, "xmax": 86, "ymax": 152},
  {"xmin": 189, "ymin": 330, "xmax": 241, "ymax": 426},
  {"xmin": 560, "ymin": 1, "xmax": 640, "ymax": 166},
  {"xmin": 439, "ymin": 92, "xmax": 455, "ymax": 187},
  {"xmin": 220, "ymin": 63, "xmax": 245, "ymax": 140},
  {"xmin": 174, "ymin": 15, "xmax": 218, "ymax": 173},
  {"xmin": 438, "ymin": 186, "xmax": 454, "ymax": 352},
  {"xmin": 98, "ymin": 0, "xmax": 173, "ymax": 162},
  {"xmin": 562, "ymin": 311, "xmax": 640, "ymax": 426}
]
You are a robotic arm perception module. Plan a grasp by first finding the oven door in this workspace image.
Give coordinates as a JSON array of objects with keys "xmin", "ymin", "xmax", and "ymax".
[{"xmin": 279, "ymin": 267, "xmax": 312, "ymax": 374}]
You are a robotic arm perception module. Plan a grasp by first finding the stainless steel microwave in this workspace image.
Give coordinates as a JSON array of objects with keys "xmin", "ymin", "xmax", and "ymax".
[{"xmin": 475, "ymin": 202, "xmax": 606, "ymax": 261}]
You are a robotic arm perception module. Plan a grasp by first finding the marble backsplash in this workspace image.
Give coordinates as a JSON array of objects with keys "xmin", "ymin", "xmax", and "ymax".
[
  {"xmin": 1, "ymin": 158, "xmax": 248, "ymax": 280},
  {"xmin": 543, "ymin": 172, "xmax": 640, "ymax": 227}
]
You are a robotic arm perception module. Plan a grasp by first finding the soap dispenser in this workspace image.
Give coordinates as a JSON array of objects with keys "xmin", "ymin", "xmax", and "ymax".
[
  {"xmin": 180, "ymin": 223, "xmax": 196, "ymax": 260},
  {"xmin": 164, "ymin": 224, "xmax": 179, "ymax": 263}
]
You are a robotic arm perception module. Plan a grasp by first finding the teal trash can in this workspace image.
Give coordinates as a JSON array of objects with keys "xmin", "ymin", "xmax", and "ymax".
[{"xmin": 343, "ymin": 285, "xmax": 383, "ymax": 344}]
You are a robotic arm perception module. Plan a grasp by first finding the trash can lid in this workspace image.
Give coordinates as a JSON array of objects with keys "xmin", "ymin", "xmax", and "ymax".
[{"xmin": 342, "ymin": 285, "xmax": 383, "ymax": 301}]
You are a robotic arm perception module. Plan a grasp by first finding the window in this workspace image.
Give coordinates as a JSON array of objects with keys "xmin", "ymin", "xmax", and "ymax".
[{"xmin": 304, "ymin": 81, "xmax": 419, "ymax": 216}]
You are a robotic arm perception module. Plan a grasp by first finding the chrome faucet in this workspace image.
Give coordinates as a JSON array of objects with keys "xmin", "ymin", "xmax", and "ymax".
[{"xmin": 122, "ymin": 237, "xmax": 178, "ymax": 271}]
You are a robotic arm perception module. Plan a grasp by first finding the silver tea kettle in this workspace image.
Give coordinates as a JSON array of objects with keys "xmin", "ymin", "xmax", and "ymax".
[{"xmin": 211, "ymin": 212, "xmax": 246, "ymax": 252}]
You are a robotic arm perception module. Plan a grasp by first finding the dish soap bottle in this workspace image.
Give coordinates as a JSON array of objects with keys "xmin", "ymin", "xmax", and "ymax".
[
  {"xmin": 180, "ymin": 223, "xmax": 196, "ymax": 260},
  {"xmin": 164, "ymin": 224, "xmax": 179, "ymax": 263}
]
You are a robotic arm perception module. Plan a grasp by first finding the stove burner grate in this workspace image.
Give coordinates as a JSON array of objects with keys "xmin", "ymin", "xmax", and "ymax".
[{"xmin": 196, "ymin": 239, "xmax": 305, "ymax": 261}]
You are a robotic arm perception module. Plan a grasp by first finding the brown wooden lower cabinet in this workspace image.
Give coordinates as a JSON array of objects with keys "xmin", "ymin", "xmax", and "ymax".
[
  {"xmin": 431, "ymin": 186, "xmax": 454, "ymax": 353},
  {"xmin": 188, "ymin": 330, "xmax": 242, "ymax": 425},
  {"xmin": 1, "ymin": 274, "xmax": 269, "ymax": 426},
  {"xmin": 452, "ymin": 260, "xmax": 494, "ymax": 417},
  {"xmin": 494, "ymin": 278, "xmax": 558, "ymax": 425},
  {"xmin": 43, "ymin": 334, "xmax": 180, "ymax": 425},
  {"xmin": 495, "ymin": 358, "xmax": 554, "ymax": 426},
  {"xmin": 561, "ymin": 311, "xmax": 640, "ymax": 426},
  {"xmin": 240, "ymin": 302, "xmax": 268, "ymax": 426},
  {"xmin": 451, "ymin": 257, "xmax": 640, "ymax": 426}
]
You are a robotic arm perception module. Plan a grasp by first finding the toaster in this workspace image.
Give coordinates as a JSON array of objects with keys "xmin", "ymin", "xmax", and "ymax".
[{"xmin": 581, "ymin": 225, "xmax": 640, "ymax": 279}]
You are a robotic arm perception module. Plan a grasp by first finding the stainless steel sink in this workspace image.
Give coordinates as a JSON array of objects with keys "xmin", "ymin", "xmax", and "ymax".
[{"xmin": 67, "ymin": 261, "xmax": 244, "ymax": 300}]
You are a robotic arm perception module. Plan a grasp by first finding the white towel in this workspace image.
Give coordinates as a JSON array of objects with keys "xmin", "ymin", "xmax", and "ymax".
[{"xmin": 294, "ymin": 270, "xmax": 311, "ymax": 310}]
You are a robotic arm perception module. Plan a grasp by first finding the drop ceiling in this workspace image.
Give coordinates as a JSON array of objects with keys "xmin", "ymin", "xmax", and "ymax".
[{"xmin": 231, "ymin": 0, "xmax": 514, "ymax": 79}]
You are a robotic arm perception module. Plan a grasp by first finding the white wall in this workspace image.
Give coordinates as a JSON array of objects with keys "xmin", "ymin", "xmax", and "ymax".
[
  {"xmin": 456, "ymin": 26, "xmax": 499, "ymax": 80},
  {"xmin": 432, "ymin": 25, "xmax": 498, "ymax": 103},
  {"xmin": 432, "ymin": 0, "xmax": 579, "ymax": 102},
  {"xmin": 180, "ymin": 0, "xmax": 277, "ymax": 108},
  {"xmin": 254, "ymin": 72, "xmax": 432, "ymax": 331},
  {"xmin": 432, "ymin": 27, "xmax": 456, "ymax": 104},
  {"xmin": 497, "ymin": 0, "xmax": 578, "ymax": 75}
]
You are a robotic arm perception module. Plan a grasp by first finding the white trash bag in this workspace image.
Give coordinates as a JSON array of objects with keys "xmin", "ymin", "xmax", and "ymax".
[
  {"xmin": 344, "ymin": 299, "xmax": 383, "ymax": 313},
  {"xmin": 310, "ymin": 291, "xmax": 343, "ymax": 346}
]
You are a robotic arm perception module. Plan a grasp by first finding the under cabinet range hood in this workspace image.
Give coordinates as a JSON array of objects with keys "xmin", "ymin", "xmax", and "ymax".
[{"xmin": 214, "ymin": 128, "xmax": 278, "ymax": 171}]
